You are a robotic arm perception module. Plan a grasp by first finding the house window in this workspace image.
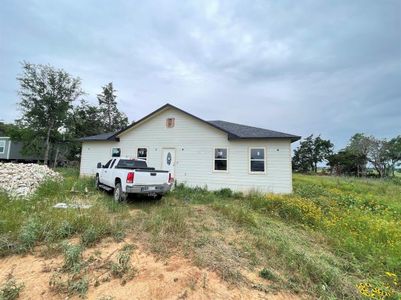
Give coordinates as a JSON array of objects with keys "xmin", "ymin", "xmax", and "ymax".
[
  {"xmin": 250, "ymin": 148, "xmax": 265, "ymax": 173},
  {"xmin": 111, "ymin": 148, "xmax": 121, "ymax": 157},
  {"xmin": 0, "ymin": 141, "xmax": 5, "ymax": 154},
  {"xmin": 214, "ymin": 148, "xmax": 227, "ymax": 171},
  {"xmin": 137, "ymin": 148, "xmax": 147, "ymax": 160},
  {"xmin": 166, "ymin": 118, "xmax": 175, "ymax": 128}
]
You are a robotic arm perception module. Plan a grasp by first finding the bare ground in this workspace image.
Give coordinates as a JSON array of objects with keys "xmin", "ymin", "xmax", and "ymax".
[{"xmin": 0, "ymin": 238, "xmax": 300, "ymax": 300}]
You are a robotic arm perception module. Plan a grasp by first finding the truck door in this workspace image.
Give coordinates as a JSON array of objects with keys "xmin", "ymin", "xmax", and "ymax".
[{"xmin": 100, "ymin": 159, "xmax": 112, "ymax": 186}]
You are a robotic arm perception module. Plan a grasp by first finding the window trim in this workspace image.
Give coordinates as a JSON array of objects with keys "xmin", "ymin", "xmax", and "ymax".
[
  {"xmin": 0, "ymin": 141, "xmax": 5, "ymax": 154},
  {"xmin": 111, "ymin": 147, "xmax": 121, "ymax": 158},
  {"xmin": 213, "ymin": 147, "xmax": 228, "ymax": 173},
  {"xmin": 137, "ymin": 147, "xmax": 148, "ymax": 161},
  {"xmin": 249, "ymin": 147, "xmax": 266, "ymax": 174}
]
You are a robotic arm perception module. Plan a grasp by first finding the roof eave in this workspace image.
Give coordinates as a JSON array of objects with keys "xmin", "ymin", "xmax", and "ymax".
[{"xmin": 79, "ymin": 137, "xmax": 120, "ymax": 142}]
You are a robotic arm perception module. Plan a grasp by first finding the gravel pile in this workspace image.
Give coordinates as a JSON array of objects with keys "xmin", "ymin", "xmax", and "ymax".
[{"xmin": 0, "ymin": 163, "xmax": 63, "ymax": 198}]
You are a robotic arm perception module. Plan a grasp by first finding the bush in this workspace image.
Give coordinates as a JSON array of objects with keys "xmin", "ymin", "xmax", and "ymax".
[
  {"xmin": 214, "ymin": 188, "xmax": 233, "ymax": 198},
  {"xmin": 259, "ymin": 268, "xmax": 277, "ymax": 281}
]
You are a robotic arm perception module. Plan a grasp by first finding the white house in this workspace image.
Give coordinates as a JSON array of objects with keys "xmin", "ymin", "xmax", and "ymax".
[{"xmin": 79, "ymin": 104, "xmax": 300, "ymax": 193}]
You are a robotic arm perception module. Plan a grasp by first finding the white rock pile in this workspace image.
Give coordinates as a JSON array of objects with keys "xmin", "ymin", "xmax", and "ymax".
[{"xmin": 0, "ymin": 163, "xmax": 63, "ymax": 198}]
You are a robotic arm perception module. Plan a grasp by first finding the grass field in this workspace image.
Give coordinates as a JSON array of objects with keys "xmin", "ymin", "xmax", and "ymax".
[{"xmin": 0, "ymin": 169, "xmax": 400, "ymax": 299}]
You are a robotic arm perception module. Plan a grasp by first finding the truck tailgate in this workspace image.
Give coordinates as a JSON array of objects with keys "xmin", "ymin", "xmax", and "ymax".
[{"xmin": 133, "ymin": 170, "xmax": 169, "ymax": 185}]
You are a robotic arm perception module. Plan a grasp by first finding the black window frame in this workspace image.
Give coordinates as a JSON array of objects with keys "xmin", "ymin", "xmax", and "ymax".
[
  {"xmin": 111, "ymin": 147, "xmax": 121, "ymax": 157},
  {"xmin": 214, "ymin": 148, "xmax": 228, "ymax": 172},
  {"xmin": 137, "ymin": 148, "xmax": 147, "ymax": 160}
]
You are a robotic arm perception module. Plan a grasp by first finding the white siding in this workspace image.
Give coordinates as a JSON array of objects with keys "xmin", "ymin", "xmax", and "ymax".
[
  {"xmin": 80, "ymin": 141, "xmax": 119, "ymax": 176},
  {"xmin": 80, "ymin": 107, "xmax": 293, "ymax": 193}
]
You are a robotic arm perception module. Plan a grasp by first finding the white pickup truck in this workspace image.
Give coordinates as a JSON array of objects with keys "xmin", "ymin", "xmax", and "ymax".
[{"xmin": 95, "ymin": 158, "xmax": 173, "ymax": 202}]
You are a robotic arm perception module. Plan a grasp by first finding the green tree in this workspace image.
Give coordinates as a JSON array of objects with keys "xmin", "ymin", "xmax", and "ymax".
[
  {"xmin": 387, "ymin": 135, "xmax": 401, "ymax": 176},
  {"xmin": 327, "ymin": 149, "xmax": 367, "ymax": 176},
  {"xmin": 70, "ymin": 100, "xmax": 104, "ymax": 138},
  {"xmin": 17, "ymin": 62, "xmax": 84, "ymax": 165},
  {"xmin": 292, "ymin": 135, "xmax": 334, "ymax": 173},
  {"xmin": 97, "ymin": 82, "xmax": 128, "ymax": 132},
  {"xmin": 348, "ymin": 133, "xmax": 393, "ymax": 177}
]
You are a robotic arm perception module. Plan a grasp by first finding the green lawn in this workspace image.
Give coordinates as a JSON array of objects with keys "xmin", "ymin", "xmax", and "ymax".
[{"xmin": 0, "ymin": 170, "xmax": 400, "ymax": 299}]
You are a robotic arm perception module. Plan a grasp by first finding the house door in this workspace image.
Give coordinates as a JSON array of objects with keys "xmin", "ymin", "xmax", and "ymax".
[{"xmin": 162, "ymin": 148, "xmax": 176, "ymax": 178}]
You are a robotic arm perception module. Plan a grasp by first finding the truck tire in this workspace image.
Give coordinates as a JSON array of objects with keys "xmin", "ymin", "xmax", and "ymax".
[{"xmin": 114, "ymin": 182, "xmax": 127, "ymax": 203}]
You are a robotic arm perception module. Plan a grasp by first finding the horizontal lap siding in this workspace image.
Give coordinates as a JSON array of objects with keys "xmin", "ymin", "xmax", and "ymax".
[
  {"xmin": 80, "ymin": 141, "xmax": 118, "ymax": 176},
  {"xmin": 115, "ymin": 108, "xmax": 293, "ymax": 193}
]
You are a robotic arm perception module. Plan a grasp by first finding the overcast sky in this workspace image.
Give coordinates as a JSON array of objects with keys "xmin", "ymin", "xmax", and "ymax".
[{"xmin": 0, "ymin": 0, "xmax": 400, "ymax": 149}]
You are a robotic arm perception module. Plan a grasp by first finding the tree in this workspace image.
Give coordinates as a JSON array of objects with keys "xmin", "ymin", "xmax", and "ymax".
[
  {"xmin": 97, "ymin": 82, "xmax": 128, "ymax": 132},
  {"xmin": 348, "ymin": 133, "xmax": 392, "ymax": 177},
  {"xmin": 327, "ymin": 149, "xmax": 367, "ymax": 176},
  {"xmin": 292, "ymin": 135, "xmax": 334, "ymax": 173},
  {"xmin": 17, "ymin": 62, "xmax": 84, "ymax": 165},
  {"xmin": 70, "ymin": 100, "xmax": 104, "ymax": 138},
  {"xmin": 387, "ymin": 136, "xmax": 401, "ymax": 176}
]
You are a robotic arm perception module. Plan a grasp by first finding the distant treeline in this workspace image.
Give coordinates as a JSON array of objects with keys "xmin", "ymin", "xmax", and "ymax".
[{"xmin": 292, "ymin": 134, "xmax": 401, "ymax": 178}]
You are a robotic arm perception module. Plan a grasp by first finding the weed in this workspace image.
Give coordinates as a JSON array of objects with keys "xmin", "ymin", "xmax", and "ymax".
[
  {"xmin": 67, "ymin": 277, "xmax": 89, "ymax": 297},
  {"xmin": 81, "ymin": 225, "xmax": 100, "ymax": 247},
  {"xmin": 111, "ymin": 244, "xmax": 136, "ymax": 281},
  {"xmin": 49, "ymin": 273, "xmax": 88, "ymax": 297},
  {"xmin": 0, "ymin": 277, "xmax": 24, "ymax": 300},
  {"xmin": 62, "ymin": 242, "xmax": 83, "ymax": 273},
  {"xmin": 18, "ymin": 218, "xmax": 41, "ymax": 252}
]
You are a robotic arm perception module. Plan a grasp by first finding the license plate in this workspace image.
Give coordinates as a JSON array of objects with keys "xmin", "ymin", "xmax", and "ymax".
[{"xmin": 147, "ymin": 186, "xmax": 156, "ymax": 191}]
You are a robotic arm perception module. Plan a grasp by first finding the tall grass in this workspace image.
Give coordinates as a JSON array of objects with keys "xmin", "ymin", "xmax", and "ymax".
[{"xmin": 0, "ymin": 169, "xmax": 132, "ymax": 256}]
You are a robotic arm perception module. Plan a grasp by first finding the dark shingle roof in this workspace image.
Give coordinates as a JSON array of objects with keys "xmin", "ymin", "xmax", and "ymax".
[
  {"xmin": 207, "ymin": 120, "xmax": 300, "ymax": 142},
  {"xmin": 78, "ymin": 132, "xmax": 118, "ymax": 141}
]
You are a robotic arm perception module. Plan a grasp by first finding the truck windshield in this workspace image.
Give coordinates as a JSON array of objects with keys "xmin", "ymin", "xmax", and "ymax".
[{"xmin": 115, "ymin": 159, "xmax": 148, "ymax": 169}]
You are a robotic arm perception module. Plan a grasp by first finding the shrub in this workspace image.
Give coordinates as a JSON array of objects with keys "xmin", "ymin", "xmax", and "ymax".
[
  {"xmin": 214, "ymin": 188, "xmax": 233, "ymax": 198},
  {"xmin": 259, "ymin": 268, "xmax": 277, "ymax": 281}
]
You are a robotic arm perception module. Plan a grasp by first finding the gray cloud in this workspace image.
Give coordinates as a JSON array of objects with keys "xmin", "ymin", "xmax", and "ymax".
[{"xmin": 0, "ymin": 0, "xmax": 400, "ymax": 149}]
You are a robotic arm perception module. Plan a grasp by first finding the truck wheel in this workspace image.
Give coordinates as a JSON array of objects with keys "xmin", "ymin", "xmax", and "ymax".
[
  {"xmin": 114, "ymin": 182, "xmax": 127, "ymax": 203},
  {"xmin": 95, "ymin": 174, "xmax": 100, "ymax": 189}
]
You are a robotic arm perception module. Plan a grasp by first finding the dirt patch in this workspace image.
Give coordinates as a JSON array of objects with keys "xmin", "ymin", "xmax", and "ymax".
[{"xmin": 0, "ymin": 239, "xmax": 300, "ymax": 300}]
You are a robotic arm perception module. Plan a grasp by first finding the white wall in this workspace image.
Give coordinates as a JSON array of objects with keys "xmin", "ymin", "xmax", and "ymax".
[
  {"xmin": 80, "ymin": 141, "xmax": 119, "ymax": 176},
  {"xmin": 80, "ymin": 107, "xmax": 293, "ymax": 193}
]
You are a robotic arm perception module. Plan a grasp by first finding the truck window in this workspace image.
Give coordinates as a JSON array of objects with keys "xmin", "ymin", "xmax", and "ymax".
[
  {"xmin": 115, "ymin": 159, "xmax": 149, "ymax": 169},
  {"xmin": 103, "ymin": 159, "xmax": 112, "ymax": 168},
  {"xmin": 110, "ymin": 159, "xmax": 117, "ymax": 168}
]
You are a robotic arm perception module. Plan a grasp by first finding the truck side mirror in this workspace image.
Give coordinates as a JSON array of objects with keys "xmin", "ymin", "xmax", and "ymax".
[{"xmin": 97, "ymin": 162, "xmax": 102, "ymax": 168}]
